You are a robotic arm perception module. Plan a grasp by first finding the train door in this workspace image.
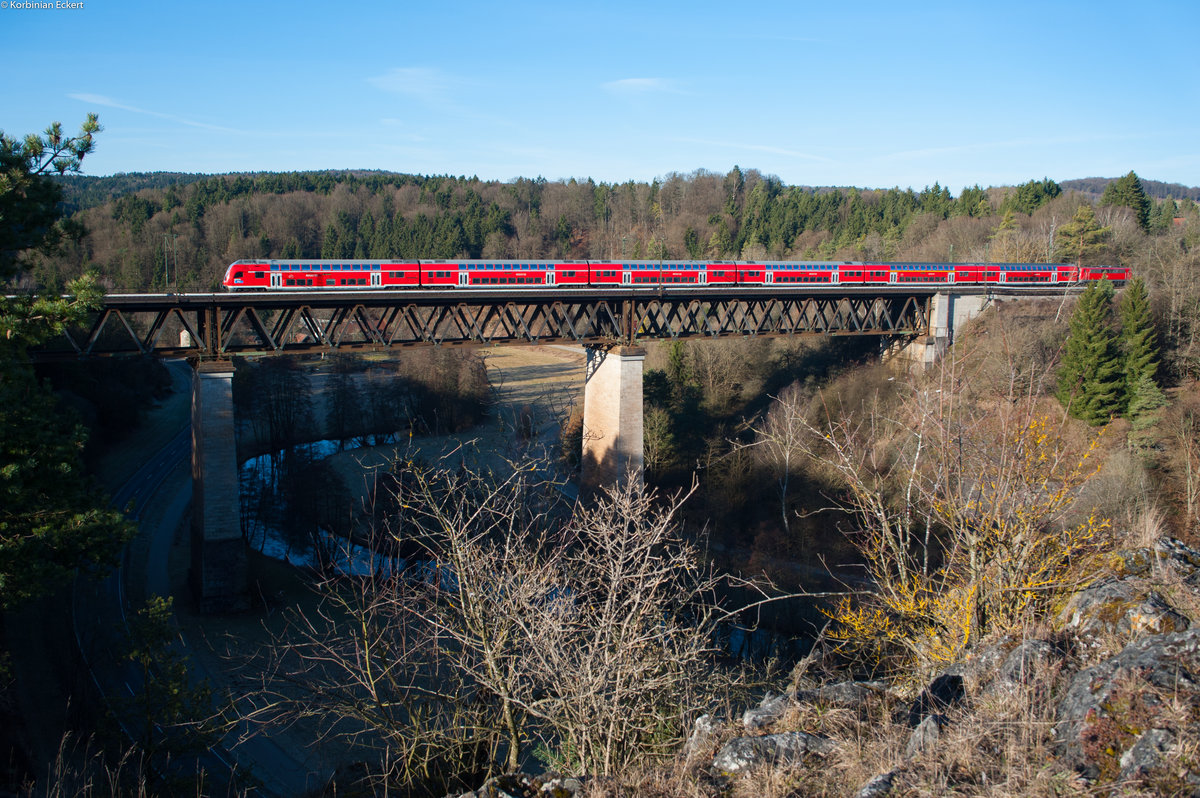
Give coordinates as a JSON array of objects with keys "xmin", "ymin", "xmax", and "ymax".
[
  {"xmin": 764, "ymin": 270, "xmax": 774, "ymax": 284},
  {"xmin": 622, "ymin": 269, "xmax": 632, "ymax": 285},
  {"xmin": 459, "ymin": 269, "xmax": 468, "ymax": 287},
  {"xmin": 698, "ymin": 270, "xmax": 707, "ymax": 285},
  {"xmin": 831, "ymin": 269, "xmax": 839, "ymax": 284},
  {"xmin": 888, "ymin": 270, "xmax": 897, "ymax": 284},
  {"xmin": 546, "ymin": 269, "xmax": 555, "ymax": 286},
  {"xmin": 270, "ymin": 272, "xmax": 282, "ymax": 289},
  {"xmin": 371, "ymin": 271, "xmax": 382, "ymax": 287},
  {"xmin": 947, "ymin": 271, "xmax": 955, "ymax": 284}
]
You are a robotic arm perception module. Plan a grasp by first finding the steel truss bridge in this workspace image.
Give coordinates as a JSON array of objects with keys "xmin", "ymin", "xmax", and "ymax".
[{"xmin": 29, "ymin": 286, "xmax": 952, "ymax": 361}]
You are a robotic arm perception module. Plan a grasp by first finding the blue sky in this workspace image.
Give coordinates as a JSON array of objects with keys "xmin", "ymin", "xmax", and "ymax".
[{"xmin": 4, "ymin": 0, "xmax": 1198, "ymax": 192}]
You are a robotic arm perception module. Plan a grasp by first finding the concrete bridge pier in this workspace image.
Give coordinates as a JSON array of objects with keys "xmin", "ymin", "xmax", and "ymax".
[
  {"xmin": 190, "ymin": 361, "xmax": 249, "ymax": 612},
  {"xmin": 581, "ymin": 345, "xmax": 645, "ymax": 496},
  {"xmin": 895, "ymin": 292, "xmax": 991, "ymax": 369}
]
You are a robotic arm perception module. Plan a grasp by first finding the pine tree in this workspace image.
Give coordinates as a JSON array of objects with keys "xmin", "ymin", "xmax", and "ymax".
[
  {"xmin": 1057, "ymin": 280, "xmax": 1123, "ymax": 425},
  {"xmin": 1056, "ymin": 204, "xmax": 1111, "ymax": 267},
  {"xmin": 1100, "ymin": 171, "xmax": 1151, "ymax": 231}
]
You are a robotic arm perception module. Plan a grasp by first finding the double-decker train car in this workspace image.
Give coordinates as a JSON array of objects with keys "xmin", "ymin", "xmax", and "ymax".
[{"xmin": 222, "ymin": 259, "xmax": 1130, "ymax": 291}]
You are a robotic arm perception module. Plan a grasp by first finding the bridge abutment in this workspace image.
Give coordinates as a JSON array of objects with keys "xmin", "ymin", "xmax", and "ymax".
[
  {"xmin": 894, "ymin": 292, "xmax": 991, "ymax": 369},
  {"xmin": 190, "ymin": 362, "xmax": 249, "ymax": 613},
  {"xmin": 581, "ymin": 345, "xmax": 645, "ymax": 495}
]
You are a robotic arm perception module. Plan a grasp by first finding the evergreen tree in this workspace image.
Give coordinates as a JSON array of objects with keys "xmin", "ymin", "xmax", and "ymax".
[
  {"xmin": 1056, "ymin": 204, "xmax": 1111, "ymax": 266},
  {"xmin": 1, "ymin": 114, "xmax": 101, "ymax": 279},
  {"xmin": 1119, "ymin": 277, "xmax": 1161, "ymax": 414},
  {"xmin": 1100, "ymin": 170, "xmax": 1151, "ymax": 231},
  {"xmin": 1002, "ymin": 177, "xmax": 1061, "ymax": 215},
  {"xmin": 1120, "ymin": 277, "xmax": 1158, "ymax": 382},
  {"xmin": 1126, "ymin": 373, "xmax": 1168, "ymax": 450},
  {"xmin": 1057, "ymin": 280, "xmax": 1123, "ymax": 425},
  {"xmin": 0, "ymin": 116, "xmax": 134, "ymax": 609}
]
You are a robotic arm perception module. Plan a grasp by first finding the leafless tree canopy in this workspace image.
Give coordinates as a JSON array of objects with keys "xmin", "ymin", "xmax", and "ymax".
[{"xmin": 242, "ymin": 458, "xmax": 730, "ymax": 793}]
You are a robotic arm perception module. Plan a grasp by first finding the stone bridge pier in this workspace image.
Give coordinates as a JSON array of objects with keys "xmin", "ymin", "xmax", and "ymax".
[
  {"xmin": 580, "ymin": 345, "xmax": 645, "ymax": 496},
  {"xmin": 895, "ymin": 292, "xmax": 992, "ymax": 369},
  {"xmin": 190, "ymin": 361, "xmax": 248, "ymax": 612}
]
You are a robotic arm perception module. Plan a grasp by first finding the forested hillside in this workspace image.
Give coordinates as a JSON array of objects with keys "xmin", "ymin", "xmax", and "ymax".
[
  {"xmin": 25, "ymin": 169, "xmax": 1199, "ymax": 300},
  {"xmin": 1062, "ymin": 175, "xmax": 1200, "ymax": 202}
]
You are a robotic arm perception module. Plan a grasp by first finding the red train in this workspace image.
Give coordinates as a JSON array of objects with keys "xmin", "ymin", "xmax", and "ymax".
[{"xmin": 222, "ymin": 259, "xmax": 1129, "ymax": 291}]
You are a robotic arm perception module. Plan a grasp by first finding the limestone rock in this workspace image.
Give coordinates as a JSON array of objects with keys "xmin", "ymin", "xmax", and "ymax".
[
  {"xmin": 1057, "ymin": 578, "xmax": 1190, "ymax": 643},
  {"xmin": 853, "ymin": 770, "xmax": 898, "ymax": 798},
  {"xmin": 940, "ymin": 636, "xmax": 1015, "ymax": 688},
  {"xmin": 683, "ymin": 713, "xmax": 721, "ymax": 761},
  {"xmin": 995, "ymin": 638, "xmax": 1058, "ymax": 686},
  {"xmin": 794, "ymin": 680, "xmax": 890, "ymax": 708},
  {"xmin": 1113, "ymin": 538, "xmax": 1200, "ymax": 581},
  {"xmin": 446, "ymin": 772, "xmax": 583, "ymax": 798},
  {"xmin": 904, "ymin": 714, "xmax": 943, "ymax": 759},
  {"xmin": 1056, "ymin": 628, "xmax": 1200, "ymax": 779},
  {"xmin": 710, "ymin": 731, "xmax": 834, "ymax": 774},
  {"xmin": 1118, "ymin": 728, "xmax": 1175, "ymax": 783},
  {"xmin": 1156, "ymin": 537, "xmax": 1200, "ymax": 577},
  {"xmin": 742, "ymin": 692, "xmax": 792, "ymax": 730}
]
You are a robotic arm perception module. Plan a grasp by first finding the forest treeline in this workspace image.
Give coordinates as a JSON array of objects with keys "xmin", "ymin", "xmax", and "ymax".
[{"xmin": 23, "ymin": 167, "xmax": 1199, "ymax": 296}]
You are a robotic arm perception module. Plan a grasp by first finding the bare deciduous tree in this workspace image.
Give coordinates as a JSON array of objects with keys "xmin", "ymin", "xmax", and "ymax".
[
  {"xmin": 770, "ymin": 343, "xmax": 1114, "ymax": 675},
  {"xmin": 244, "ymin": 458, "xmax": 728, "ymax": 791}
]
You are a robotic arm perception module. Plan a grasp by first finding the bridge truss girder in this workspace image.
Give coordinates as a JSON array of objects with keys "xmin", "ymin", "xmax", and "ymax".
[{"xmin": 41, "ymin": 291, "xmax": 931, "ymax": 361}]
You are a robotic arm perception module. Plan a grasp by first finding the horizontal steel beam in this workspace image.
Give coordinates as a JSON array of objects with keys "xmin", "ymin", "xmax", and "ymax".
[{"xmin": 30, "ymin": 287, "xmax": 951, "ymax": 361}]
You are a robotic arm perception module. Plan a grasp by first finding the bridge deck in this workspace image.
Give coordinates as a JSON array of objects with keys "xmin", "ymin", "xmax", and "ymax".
[{"xmin": 34, "ymin": 284, "xmax": 1081, "ymax": 361}]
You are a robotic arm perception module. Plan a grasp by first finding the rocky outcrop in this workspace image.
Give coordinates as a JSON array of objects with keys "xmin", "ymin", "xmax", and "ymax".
[
  {"xmin": 740, "ymin": 681, "xmax": 891, "ymax": 730},
  {"xmin": 1056, "ymin": 628, "xmax": 1200, "ymax": 781},
  {"xmin": 710, "ymin": 731, "xmax": 835, "ymax": 775},
  {"xmin": 446, "ymin": 772, "xmax": 583, "ymax": 798},
  {"xmin": 682, "ymin": 713, "xmax": 720, "ymax": 762},
  {"xmin": 741, "ymin": 692, "xmax": 792, "ymax": 730},
  {"xmin": 445, "ymin": 539, "xmax": 1200, "ymax": 797},
  {"xmin": 852, "ymin": 770, "xmax": 899, "ymax": 798},
  {"xmin": 1057, "ymin": 577, "xmax": 1190, "ymax": 644},
  {"xmin": 1114, "ymin": 537, "xmax": 1200, "ymax": 580}
]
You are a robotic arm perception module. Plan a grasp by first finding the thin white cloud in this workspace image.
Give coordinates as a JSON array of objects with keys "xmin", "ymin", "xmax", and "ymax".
[
  {"xmin": 368, "ymin": 67, "xmax": 453, "ymax": 103},
  {"xmin": 68, "ymin": 92, "xmax": 246, "ymax": 133},
  {"xmin": 67, "ymin": 92, "xmax": 245, "ymax": 134},
  {"xmin": 603, "ymin": 78, "xmax": 676, "ymax": 95}
]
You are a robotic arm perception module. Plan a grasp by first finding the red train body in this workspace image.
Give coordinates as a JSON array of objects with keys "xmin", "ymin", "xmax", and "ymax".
[{"xmin": 222, "ymin": 259, "xmax": 1130, "ymax": 291}]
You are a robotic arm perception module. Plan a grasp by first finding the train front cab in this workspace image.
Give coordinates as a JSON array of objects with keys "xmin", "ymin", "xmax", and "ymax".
[
  {"xmin": 224, "ymin": 260, "xmax": 276, "ymax": 290},
  {"xmin": 224, "ymin": 262, "xmax": 246, "ymax": 289}
]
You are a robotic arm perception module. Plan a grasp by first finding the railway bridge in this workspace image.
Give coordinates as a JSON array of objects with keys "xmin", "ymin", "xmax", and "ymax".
[{"xmin": 36, "ymin": 284, "xmax": 1045, "ymax": 611}]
